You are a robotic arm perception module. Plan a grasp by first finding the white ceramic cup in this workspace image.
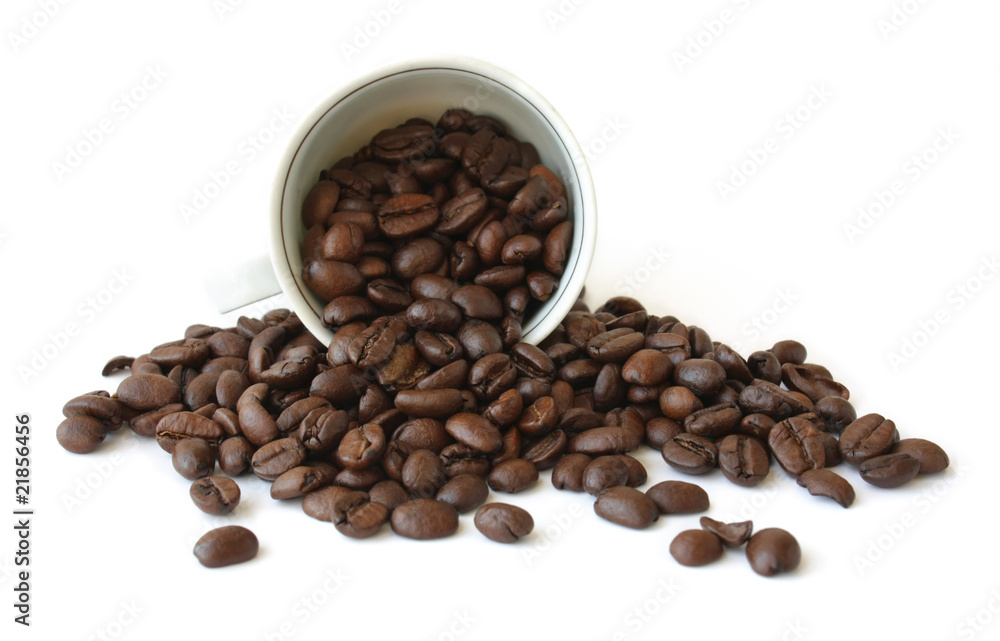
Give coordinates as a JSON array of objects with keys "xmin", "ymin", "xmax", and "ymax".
[{"xmin": 208, "ymin": 57, "xmax": 597, "ymax": 346}]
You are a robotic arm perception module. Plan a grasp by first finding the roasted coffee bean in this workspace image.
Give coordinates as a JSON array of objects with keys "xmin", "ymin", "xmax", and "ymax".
[
  {"xmin": 116, "ymin": 374, "xmax": 181, "ymax": 412},
  {"xmin": 521, "ymin": 429, "xmax": 568, "ymax": 469},
  {"xmin": 482, "ymin": 388, "xmax": 523, "ymax": 427},
  {"xmin": 770, "ymin": 339, "xmax": 807, "ymax": 365},
  {"xmin": 768, "ymin": 416, "xmax": 825, "ymax": 477},
  {"xmin": 551, "ymin": 453, "xmax": 591, "ymax": 491},
  {"xmin": 336, "ymin": 424, "xmax": 386, "ymax": 470},
  {"xmin": 251, "ymin": 437, "xmax": 306, "ymax": 481},
  {"xmin": 322, "ymin": 295, "xmax": 378, "ymax": 327},
  {"xmin": 156, "ymin": 411, "xmax": 224, "ymax": 452},
  {"xmin": 190, "ymin": 476, "xmax": 241, "ymax": 515},
  {"xmin": 714, "ymin": 344, "xmax": 753, "ymax": 384},
  {"xmin": 858, "ymin": 452, "xmax": 920, "ymax": 488},
  {"xmin": 621, "ymin": 349, "xmax": 673, "ymax": 386},
  {"xmin": 394, "ymin": 388, "xmax": 464, "ymax": 419},
  {"xmin": 658, "ymin": 386, "xmax": 703, "ymax": 421},
  {"xmin": 645, "ymin": 417, "xmax": 682, "ymax": 449},
  {"xmin": 699, "ymin": 517, "xmax": 753, "ymax": 548},
  {"xmin": 567, "ymin": 426, "xmax": 641, "ymax": 455},
  {"xmin": 271, "ymin": 464, "xmax": 337, "ymax": 500},
  {"xmin": 405, "ymin": 298, "xmax": 463, "ymax": 333},
  {"xmin": 673, "ymin": 358, "xmax": 726, "ymax": 397},
  {"xmin": 587, "ymin": 329, "xmax": 645, "ymax": 363},
  {"xmin": 390, "ymin": 498, "xmax": 459, "ymax": 540},
  {"xmin": 332, "ymin": 491, "xmax": 389, "ymax": 538},
  {"xmin": 335, "ymin": 466, "xmax": 387, "ymax": 490},
  {"xmin": 436, "ymin": 474, "xmax": 490, "ymax": 513},
  {"xmin": 451, "ymin": 284, "xmax": 503, "ymax": 320},
  {"xmin": 391, "ymin": 238, "xmax": 446, "ymax": 281},
  {"xmin": 646, "ymin": 480, "xmax": 710, "ymax": 514},
  {"xmin": 890, "ymin": 438, "xmax": 949, "ymax": 474},
  {"xmin": 738, "ymin": 413, "xmax": 776, "ymax": 441},
  {"xmin": 839, "ymin": 413, "xmax": 899, "ymax": 466},
  {"xmin": 670, "ymin": 530, "xmax": 724, "ymax": 566},
  {"xmin": 684, "ymin": 403, "xmax": 741, "ymax": 438},
  {"xmin": 172, "ymin": 438, "xmax": 216, "ymax": 480},
  {"xmin": 368, "ymin": 480, "xmax": 410, "ymax": 513},
  {"xmin": 302, "ymin": 486, "xmax": 355, "ymax": 522},
  {"xmin": 781, "ymin": 363, "xmax": 849, "ymax": 403},
  {"xmin": 582, "ymin": 455, "xmax": 630, "ymax": 496},
  {"xmin": 746, "ymin": 528, "xmax": 800, "ymax": 577},
  {"xmin": 510, "ymin": 342, "xmax": 555, "ymax": 381},
  {"xmin": 718, "ymin": 434, "xmax": 770, "ymax": 487},
  {"xmin": 401, "ymin": 449, "xmax": 448, "ymax": 498},
  {"xmin": 377, "ymin": 193, "xmax": 440, "ymax": 238},
  {"xmin": 488, "ymin": 458, "xmax": 538, "ymax": 493},
  {"xmin": 747, "ymin": 351, "xmax": 782, "ymax": 384},
  {"xmin": 102, "ymin": 354, "xmax": 135, "ymax": 376},
  {"xmin": 814, "ymin": 396, "xmax": 857, "ymax": 433},
  {"xmin": 445, "ymin": 412, "xmax": 502, "ymax": 453},
  {"xmin": 394, "ymin": 418, "xmax": 450, "ymax": 453},
  {"xmin": 218, "ymin": 436, "xmax": 253, "ymax": 476},
  {"xmin": 661, "ymin": 434, "xmax": 718, "ymax": 475},
  {"xmin": 474, "ymin": 503, "xmax": 534, "ymax": 543},
  {"xmin": 797, "ymin": 468, "xmax": 855, "ymax": 507},
  {"xmin": 62, "ymin": 393, "xmax": 125, "ymax": 430},
  {"xmin": 302, "ymin": 259, "xmax": 365, "ymax": 302},
  {"xmin": 193, "ymin": 525, "xmax": 258, "ymax": 568},
  {"xmin": 468, "ymin": 353, "xmax": 516, "ymax": 401},
  {"xmin": 594, "ymin": 486, "xmax": 660, "ymax": 529},
  {"xmin": 56, "ymin": 415, "xmax": 107, "ymax": 454}
]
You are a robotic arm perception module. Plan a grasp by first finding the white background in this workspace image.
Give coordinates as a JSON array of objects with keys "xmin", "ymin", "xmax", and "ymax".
[{"xmin": 3, "ymin": 1, "xmax": 999, "ymax": 640}]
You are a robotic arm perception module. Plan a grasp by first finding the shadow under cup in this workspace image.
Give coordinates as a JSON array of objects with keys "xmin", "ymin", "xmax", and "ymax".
[{"xmin": 273, "ymin": 63, "xmax": 597, "ymax": 346}]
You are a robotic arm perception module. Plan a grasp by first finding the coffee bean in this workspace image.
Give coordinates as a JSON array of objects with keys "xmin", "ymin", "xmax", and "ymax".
[
  {"xmin": 436, "ymin": 474, "xmax": 490, "ymax": 513},
  {"xmin": 581, "ymin": 455, "xmax": 630, "ymax": 495},
  {"xmin": 270, "ymin": 464, "xmax": 337, "ymax": 500},
  {"xmin": 746, "ymin": 528, "xmax": 800, "ymax": 576},
  {"xmin": 670, "ymin": 530, "xmax": 724, "ymax": 566},
  {"xmin": 336, "ymin": 424, "xmax": 386, "ymax": 470},
  {"xmin": 116, "ymin": 374, "xmax": 181, "ymax": 412},
  {"xmin": 302, "ymin": 486, "xmax": 355, "ymax": 522},
  {"xmin": 172, "ymin": 438, "xmax": 216, "ymax": 480},
  {"xmin": 646, "ymin": 480, "xmax": 710, "ymax": 514},
  {"xmin": 401, "ymin": 449, "xmax": 448, "ymax": 498},
  {"xmin": 814, "ymin": 396, "xmax": 857, "ymax": 434},
  {"xmin": 587, "ymin": 329, "xmax": 645, "ymax": 363},
  {"xmin": 474, "ymin": 503, "xmax": 534, "ymax": 543},
  {"xmin": 56, "ymin": 415, "xmax": 107, "ymax": 454},
  {"xmin": 699, "ymin": 517, "xmax": 752, "ymax": 548},
  {"xmin": 156, "ymin": 411, "xmax": 224, "ymax": 452},
  {"xmin": 377, "ymin": 193, "xmax": 440, "ymax": 238},
  {"xmin": 193, "ymin": 525, "xmax": 258, "ymax": 568},
  {"xmin": 781, "ymin": 363, "xmax": 849, "ymax": 403},
  {"xmin": 768, "ymin": 416, "xmax": 825, "ymax": 477},
  {"xmin": 858, "ymin": 452, "xmax": 920, "ymax": 488},
  {"xmin": 684, "ymin": 403, "xmax": 741, "ymax": 439},
  {"xmin": 445, "ymin": 413, "xmax": 502, "ymax": 453},
  {"xmin": 890, "ymin": 438, "xmax": 949, "ymax": 474},
  {"xmin": 621, "ymin": 349, "xmax": 674, "ymax": 386},
  {"xmin": 658, "ymin": 386, "xmax": 703, "ymax": 421},
  {"xmin": 488, "ymin": 458, "xmax": 538, "ymax": 493},
  {"xmin": 594, "ymin": 486, "xmax": 660, "ymax": 529},
  {"xmin": 332, "ymin": 491, "xmax": 389, "ymax": 538},
  {"xmin": 390, "ymin": 498, "xmax": 459, "ymax": 540},
  {"xmin": 839, "ymin": 413, "xmax": 899, "ymax": 466},
  {"xmin": 797, "ymin": 468, "xmax": 855, "ymax": 507},
  {"xmin": 190, "ymin": 476, "xmax": 240, "ymax": 515},
  {"xmin": 673, "ymin": 358, "xmax": 726, "ymax": 397},
  {"xmin": 770, "ymin": 340, "xmax": 807, "ymax": 365},
  {"xmin": 551, "ymin": 453, "xmax": 592, "ymax": 492},
  {"xmin": 717, "ymin": 434, "xmax": 770, "ymax": 487},
  {"xmin": 661, "ymin": 433, "xmax": 718, "ymax": 475},
  {"xmin": 368, "ymin": 480, "xmax": 410, "ymax": 513},
  {"xmin": 251, "ymin": 437, "xmax": 306, "ymax": 481}
]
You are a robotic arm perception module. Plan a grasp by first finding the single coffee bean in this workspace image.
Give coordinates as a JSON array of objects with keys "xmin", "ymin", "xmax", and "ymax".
[
  {"xmin": 401, "ymin": 448, "xmax": 449, "ymax": 498},
  {"xmin": 488, "ymin": 458, "xmax": 539, "ymax": 493},
  {"xmin": 796, "ymin": 468, "xmax": 855, "ymax": 507},
  {"xmin": 587, "ymin": 329, "xmax": 645, "ymax": 363},
  {"xmin": 673, "ymin": 358, "xmax": 726, "ymax": 397},
  {"xmin": 193, "ymin": 525, "xmax": 259, "ymax": 568},
  {"xmin": 302, "ymin": 486, "xmax": 355, "ymax": 522},
  {"xmin": 368, "ymin": 480, "xmax": 410, "ymax": 513},
  {"xmin": 445, "ymin": 412, "xmax": 503, "ymax": 453},
  {"xmin": 551, "ymin": 453, "xmax": 592, "ymax": 492},
  {"xmin": 390, "ymin": 498, "xmax": 459, "ymax": 540},
  {"xmin": 839, "ymin": 413, "xmax": 899, "ymax": 466},
  {"xmin": 717, "ymin": 434, "xmax": 770, "ymax": 487},
  {"xmin": 250, "ymin": 437, "xmax": 306, "ymax": 481},
  {"xmin": 332, "ymin": 491, "xmax": 389, "ymax": 538},
  {"xmin": 377, "ymin": 193, "xmax": 440, "ymax": 238},
  {"xmin": 890, "ymin": 438, "xmax": 949, "ymax": 474},
  {"xmin": 436, "ymin": 474, "xmax": 490, "ymax": 513},
  {"xmin": 56, "ymin": 415, "xmax": 107, "ymax": 454},
  {"xmin": 699, "ymin": 517, "xmax": 753, "ymax": 548},
  {"xmin": 646, "ymin": 480, "xmax": 710, "ymax": 514},
  {"xmin": 768, "ymin": 416, "xmax": 825, "ymax": 477},
  {"xmin": 670, "ymin": 529, "xmax": 724, "ymax": 566},
  {"xmin": 270, "ymin": 464, "xmax": 337, "ymax": 500},
  {"xmin": 567, "ymin": 426, "xmax": 642, "ymax": 455},
  {"xmin": 116, "ymin": 373, "xmax": 181, "ymax": 412},
  {"xmin": 172, "ymin": 438, "xmax": 216, "ymax": 480},
  {"xmin": 594, "ymin": 486, "xmax": 660, "ymax": 529},
  {"xmin": 474, "ymin": 503, "xmax": 534, "ymax": 543},
  {"xmin": 814, "ymin": 396, "xmax": 857, "ymax": 433},
  {"xmin": 660, "ymin": 433, "xmax": 718, "ymax": 475},
  {"xmin": 190, "ymin": 476, "xmax": 241, "ymax": 515},
  {"xmin": 582, "ymin": 455, "xmax": 631, "ymax": 496},
  {"xmin": 858, "ymin": 452, "xmax": 920, "ymax": 488},
  {"xmin": 738, "ymin": 413, "xmax": 776, "ymax": 441},
  {"xmin": 658, "ymin": 386, "xmax": 703, "ymax": 421},
  {"xmin": 684, "ymin": 403, "xmax": 742, "ymax": 439},
  {"xmin": 781, "ymin": 363, "xmax": 849, "ymax": 403},
  {"xmin": 746, "ymin": 528, "xmax": 801, "ymax": 576},
  {"xmin": 770, "ymin": 340, "xmax": 807, "ymax": 365}
]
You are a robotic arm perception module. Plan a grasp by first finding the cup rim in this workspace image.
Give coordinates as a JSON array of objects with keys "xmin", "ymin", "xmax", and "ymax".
[{"xmin": 271, "ymin": 55, "xmax": 597, "ymax": 346}]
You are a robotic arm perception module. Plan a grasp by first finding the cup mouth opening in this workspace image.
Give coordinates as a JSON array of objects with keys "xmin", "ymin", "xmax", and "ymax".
[{"xmin": 272, "ymin": 57, "xmax": 597, "ymax": 346}]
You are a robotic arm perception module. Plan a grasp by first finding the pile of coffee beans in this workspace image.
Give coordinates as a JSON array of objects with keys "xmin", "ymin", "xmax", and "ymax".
[
  {"xmin": 55, "ymin": 110, "xmax": 950, "ymax": 572},
  {"xmin": 299, "ymin": 107, "xmax": 573, "ymax": 346}
]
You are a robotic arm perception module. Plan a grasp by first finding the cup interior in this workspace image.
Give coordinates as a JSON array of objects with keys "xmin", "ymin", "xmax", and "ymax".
[{"xmin": 273, "ymin": 61, "xmax": 596, "ymax": 346}]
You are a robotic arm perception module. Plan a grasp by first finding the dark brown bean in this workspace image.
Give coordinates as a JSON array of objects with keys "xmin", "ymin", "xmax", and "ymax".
[
  {"xmin": 890, "ymin": 438, "xmax": 949, "ymax": 474},
  {"xmin": 390, "ymin": 498, "xmax": 459, "ymax": 540},
  {"xmin": 700, "ymin": 517, "xmax": 753, "ymax": 548},
  {"xmin": 858, "ymin": 452, "xmax": 921, "ymax": 488},
  {"xmin": 670, "ymin": 530, "xmax": 724, "ymax": 566},
  {"xmin": 797, "ymin": 468, "xmax": 856, "ymax": 507},
  {"xmin": 474, "ymin": 503, "xmax": 534, "ymax": 543},
  {"xmin": 594, "ymin": 486, "xmax": 660, "ymax": 529},
  {"xmin": 661, "ymin": 434, "xmax": 718, "ymax": 475},
  {"xmin": 332, "ymin": 491, "xmax": 389, "ymax": 538},
  {"xmin": 646, "ymin": 480, "xmax": 710, "ymax": 514},
  {"xmin": 746, "ymin": 528, "xmax": 801, "ymax": 576},
  {"xmin": 190, "ymin": 476, "xmax": 240, "ymax": 515},
  {"xmin": 839, "ymin": 413, "xmax": 899, "ymax": 466},
  {"xmin": 193, "ymin": 525, "xmax": 259, "ymax": 568},
  {"xmin": 488, "ymin": 458, "xmax": 538, "ymax": 493}
]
